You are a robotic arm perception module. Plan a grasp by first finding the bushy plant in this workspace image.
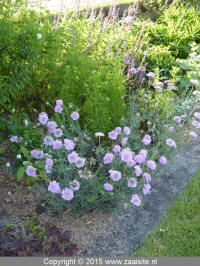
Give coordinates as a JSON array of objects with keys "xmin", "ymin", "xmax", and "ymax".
[{"xmin": 9, "ymin": 96, "xmax": 185, "ymax": 214}]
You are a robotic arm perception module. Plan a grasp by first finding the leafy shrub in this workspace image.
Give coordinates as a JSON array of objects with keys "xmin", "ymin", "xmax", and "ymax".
[
  {"xmin": 0, "ymin": 0, "xmax": 65, "ymax": 112},
  {"xmin": 0, "ymin": 0, "xmax": 130, "ymax": 133},
  {"xmin": 172, "ymin": 42, "xmax": 200, "ymax": 93},
  {"xmin": 134, "ymin": 4, "xmax": 200, "ymax": 75}
]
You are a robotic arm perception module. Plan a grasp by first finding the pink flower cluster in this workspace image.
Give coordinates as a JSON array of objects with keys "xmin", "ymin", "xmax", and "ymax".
[
  {"xmin": 48, "ymin": 179, "xmax": 80, "ymax": 201},
  {"xmin": 31, "ymin": 149, "xmax": 44, "ymax": 159},
  {"xmin": 68, "ymin": 151, "xmax": 85, "ymax": 168},
  {"xmin": 18, "ymin": 98, "xmax": 184, "ymax": 211},
  {"xmin": 54, "ymin": 99, "xmax": 63, "ymax": 113}
]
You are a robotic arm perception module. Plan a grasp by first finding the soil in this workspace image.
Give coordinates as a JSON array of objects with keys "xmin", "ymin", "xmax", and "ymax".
[{"xmin": 0, "ymin": 134, "xmax": 200, "ymax": 256}]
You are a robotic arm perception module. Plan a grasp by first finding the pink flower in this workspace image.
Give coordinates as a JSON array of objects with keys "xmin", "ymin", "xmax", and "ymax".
[
  {"xmin": 109, "ymin": 170, "xmax": 121, "ymax": 181},
  {"xmin": 61, "ymin": 188, "xmax": 74, "ymax": 201},
  {"xmin": 54, "ymin": 105, "xmax": 63, "ymax": 113},
  {"xmin": 68, "ymin": 152, "xmax": 79, "ymax": 164},
  {"xmin": 104, "ymin": 153, "xmax": 114, "ymax": 164},
  {"xmin": 95, "ymin": 132, "xmax": 105, "ymax": 137},
  {"xmin": 168, "ymin": 126, "xmax": 174, "ymax": 132},
  {"xmin": 31, "ymin": 149, "xmax": 44, "ymax": 159},
  {"xmin": 139, "ymin": 149, "xmax": 148, "ymax": 159},
  {"xmin": 135, "ymin": 154, "xmax": 146, "ymax": 164},
  {"xmin": 123, "ymin": 127, "xmax": 131, "ymax": 136},
  {"xmin": 52, "ymin": 140, "xmax": 62, "ymax": 150},
  {"xmin": 56, "ymin": 99, "xmax": 63, "ymax": 106},
  {"xmin": 69, "ymin": 180, "xmax": 80, "ymax": 191},
  {"xmin": 44, "ymin": 136, "xmax": 54, "ymax": 146},
  {"xmin": 142, "ymin": 135, "xmax": 152, "ymax": 145},
  {"xmin": 192, "ymin": 120, "xmax": 200, "ymax": 129},
  {"xmin": 47, "ymin": 121, "xmax": 57, "ymax": 133},
  {"xmin": 166, "ymin": 138, "xmax": 177, "ymax": 148},
  {"xmin": 46, "ymin": 158, "xmax": 53, "ymax": 167},
  {"xmin": 10, "ymin": 136, "xmax": 19, "ymax": 143},
  {"xmin": 134, "ymin": 165, "xmax": 142, "ymax": 177},
  {"xmin": 143, "ymin": 173, "xmax": 151, "ymax": 183},
  {"xmin": 120, "ymin": 148, "xmax": 133, "ymax": 163},
  {"xmin": 75, "ymin": 157, "xmax": 86, "ymax": 168},
  {"xmin": 104, "ymin": 183, "xmax": 113, "ymax": 191},
  {"xmin": 26, "ymin": 166, "xmax": 36, "ymax": 177},
  {"xmin": 38, "ymin": 112, "xmax": 48, "ymax": 125},
  {"xmin": 64, "ymin": 139, "xmax": 75, "ymax": 151},
  {"xmin": 127, "ymin": 160, "xmax": 136, "ymax": 167},
  {"xmin": 121, "ymin": 137, "xmax": 128, "ymax": 146},
  {"xmin": 159, "ymin": 156, "xmax": 167, "ymax": 165},
  {"xmin": 189, "ymin": 131, "xmax": 198, "ymax": 138},
  {"xmin": 113, "ymin": 144, "xmax": 121, "ymax": 154},
  {"xmin": 194, "ymin": 112, "xmax": 200, "ymax": 120},
  {"xmin": 53, "ymin": 128, "xmax": 63, "ymax": 138},
  {"xmin": 130, "ymin": 194, "xmax": 141, "ymax": 206},
  {"xmin": 48, "ymin": 181, "xmax": 61, "ymax": 194},
  {"xmin": 173, "ymin": 116, "xmax": 181, "ymax": 123},
  {"xmin": 114, "ymin": 127, "xmax": 122, "ymax": 134},
  {"xmin": 71, "ymin": 111, "xmax": 80, "ymax": 120},
  {"xmin": 143, "ymin": 184, "xmax": 151, "ymax": 195},
  {"xmin": 146, "ymin": 160, "xmax": 156, "ymax": 170},
  {"xmin": 108, "ymin": 130, "xmax": 118, "ymax": 140},
  {"xmin": 128, "ymin": 178, "xmax": 137, "ymax": 188}
]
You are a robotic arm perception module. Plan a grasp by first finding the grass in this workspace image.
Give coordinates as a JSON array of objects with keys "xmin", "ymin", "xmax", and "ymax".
[{"xmin": 133, "ymin": 169, "xmax": 200, "ymax": 256}]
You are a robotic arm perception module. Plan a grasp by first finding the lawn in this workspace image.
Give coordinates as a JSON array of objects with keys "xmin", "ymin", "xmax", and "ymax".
[{"xmin": 133, "ymin": 170, "xmax": 200, "ymax": 256}]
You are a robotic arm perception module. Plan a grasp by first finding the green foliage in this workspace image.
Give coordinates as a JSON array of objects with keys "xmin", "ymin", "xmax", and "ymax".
[
  {"xmin": 0, "ymin": 1, "xmax": 128, "ymax": 134},
  {"xmin": 172, "ymin": 42, "xmax": 200, "ymax": 93},
  {"xmin": 134, "ymin": 4, "xmax": 200, "ymax": 75},
  {"xmin": 0, "ymin": 1, "xmax": 65, "ymax": 112}
]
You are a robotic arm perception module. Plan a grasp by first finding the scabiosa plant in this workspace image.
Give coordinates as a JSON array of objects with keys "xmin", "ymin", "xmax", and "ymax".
[
  {"xmin": 38, "ymin": 112, "xmax": 48, "ymax": 125},
  {"xmin": 104, "ymin": 153, "xmax": 114, "ymax": 164},
  {"xmin": 173, "ymin": 116, "xmax": 181, "ymax": 123},
  {"xmin": 143, "ymin": 183, "xmax": 151, "ymax": 195},
  {"xmin": 48, "ymin": 181, "xmax": 61, "ymax": 194},
  {"xmin": 108, "ymin": 130, "xmax": 118, "ymax": 140},
  {"xmin": 189, "ymin": 131, "xmax": 198, "ymax": 138},
  {"xmin": 104, "ymin": 183, "xmax": 113, "ymax": 191},
  {"xmin": 70, "ymin": 111, "xmax": 80, "ymax": 121},
  {"xmin": 61, "ymin": 188, "xmax": 74, "ymax": 201},
  {"xmin": 26, "ymin": 166, "xmax": 36, "ymax": 177},
  {"xmin": 166, "ymin": 138, "xmax": 177, "ymax": 148},
  {"xmin": 130, "ymin": 194, "xmax": 141, "ymax": 206},
  {"xmin": 142, "ymin": 135, "xmax": 152, "ymax": 145},
  {"xmin": 10, "ymin": 99, "xmax": 184, "ymax": 214},
  {"xmin": 159, "ymin": 156, "xmax": 167, "ymax": 165}
]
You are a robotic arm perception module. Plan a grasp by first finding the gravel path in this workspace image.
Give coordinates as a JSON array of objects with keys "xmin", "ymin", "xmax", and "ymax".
[{"xmin": 80, "ymin": 141, "xmax": 200, "ymax": 256}]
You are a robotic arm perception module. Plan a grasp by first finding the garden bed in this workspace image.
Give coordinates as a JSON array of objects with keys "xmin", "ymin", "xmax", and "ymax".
[
  {"xmin": 1, "ymin": 133, "xmax": 199, "ymax": 256},
  {"xmin": 1, "ymin": 0, "xmax": 200, "ymax": 257}
]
